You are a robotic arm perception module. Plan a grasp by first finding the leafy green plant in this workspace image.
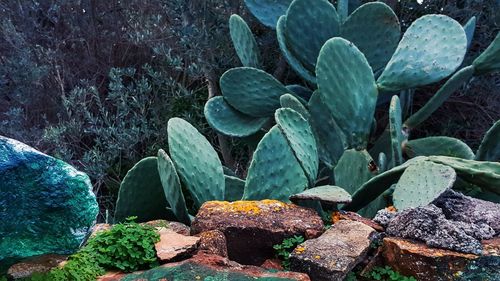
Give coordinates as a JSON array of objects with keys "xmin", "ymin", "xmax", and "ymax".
[
  {"xmin": 367, "ymin": 266, "xmax": 417, "ymax": 281},
  {"xmin": 273, "ymin": 235, "xmax": 305, "ymax": 270}
]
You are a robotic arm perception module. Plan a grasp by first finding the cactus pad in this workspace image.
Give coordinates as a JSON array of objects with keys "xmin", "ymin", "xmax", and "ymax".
[
  {"xmin": 114, "ymin": 157, "xmax": 171, "ymax": 223},
  {"xmin": 224, "ymin": 175, "xmax": 246, "ymax": 202},
  {"xmin": 316, "ymin": 38, "xmax": 378, "ymax": 149},
  {"xmin": 220, "ymin": 67, "xmax": 289, "ymax": 117},
  {"xmin": 463, "ymin": 16, "xmax": 476, "ymax": 50},
  {"xmin": 377, "ymin": 15, "xmax": 467, "ymax": 92},
  {"xmin": 393, "ymin": 160, "xmax": 456, "ymax": 211},
  {"xmin": 285, "ymin": 0, "xmax": 340, "ymax": 70},
  {"xmin": 389, "ymin": 95, "xmax": 403, "ymax": 166},
  {"xmin": 229, "ymin": 14, "xmax": 261, "ymax": 68},
  {"xmin": 280, "ymin": 94, "xmax": 310, "ymax": 119},
  {"xmin": 341, "ymin": 2, "xmax": 400, "ymax": 72},
  {"xmin": 157, "ymin": 149, "xmax": 191, "ymax": 225},
  {"xmin": 476, "ymin": 120, "xmax": 500, "ymax": 162},
  {"xmin": 285, "ymin": 84, "xmax": 313, "ymax": 101},
  {"xmin": 405, "ymin": 136, "xmax": 475, "ymax": 160},
  {"xmin": 204, "ymin": 96, "xmax": 268, "ymax": 137},
  {"xmin": 275, "ymin": 108, "xmax": 319, "ymax": 185},
  {"xmin": 167, "ymin": 118, "xmax": 225, "ymax": 209},
  {"xmin": 243, "ymin": 126, "xmax": 308, "ymax": 201},
  {"xmin": 244, "ymin": 0, "xmax": 292, "ymax": 28},
  {"xmin": 334, "ymin": 149, "xmax": 377, "ymax": 195},
  {"xmin": 473, "ymin": 32, "xmax": 500, "ymax": 75}
]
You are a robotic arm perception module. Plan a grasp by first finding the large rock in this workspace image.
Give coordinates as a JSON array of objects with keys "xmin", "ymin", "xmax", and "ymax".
[
  {"xmin": 190, "ymin": 200, "xmax": 324, "ymax": 265},
  {"xmin": 289, "ymin": 220, "xmax": 376, "ymax": 281},
  {"xmin": 7, "ymin": 254, "xmax": 67, "ymax": 279},
  {"xmin": 98, "ymin": 253, "xmax": 310, "ymax": 281},
  {"xmin": 381, "ymin": 237, "xmax": 500, "ymax": 281},
  {"xmin": 155, "ymin": 229, "xmax": 200, "ymax": 262},
  {"xmin": 386, "ymin": 205, "xmax": 493, "ymax": 254},
  {"xmin": 196, "ymin": 230, "xmax": 228, "ymax": 257},
  {"xmin": 0, "ymin": 136, "xmax": 98, "ymax": 263}
]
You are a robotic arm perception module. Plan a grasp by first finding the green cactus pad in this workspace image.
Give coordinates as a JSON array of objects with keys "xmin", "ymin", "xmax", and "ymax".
[
  {"xmin": 280, "ymin": 94, "xmax": 310, "ymax": 119},
  {"xmin": 393, "ymin": 161, "xmax": 456, "ymax": 211},
  {"xmin": 334, "ymin": 149, "xmax": 377, "ymax": 195},
  {"xmin": 337, "ymin": 0, "xmax": 349, "ymax": 23},
  {"xmin": 224, "ymin": 175, "xmax": 246, "ymax": 201},
  {"xmin": 378, "ymin": 152, "xmax": 388, "ymax": 173},
  {"xmin": 223, "ymin": 166, "xmax": 238, "ymax": 177},
  {"xmin": 244, "ymin": 0, "xmax": 292, "ymax": 28},
  {"xmin": 316, "ymin": 38, "xmax": 378, "ymax": 149},
  {"xmin": 377, "ymin": 15, "xmax": 467, "ymax": 92},
  {"xmin": 275, "ymin": 108, "xmax": 319, "ymax": 185},
  {"xmin": 473, "ymin": 32, "xmax": 500, "ymax": 75},
  {"xmin": 429, "ymin": 156, "xmax": 500, "ymax": 195},
  {"xmin": 204, "ymin": 96, "xmax": 268, "ymax": 137},
  {"xmin": 220, "ymin": 67, "xmax": 289, "ymax": 117},
  {"xmin": 285, "ymin": 84, "xmax": 313, "ymax": 101},
  {"xmin": 389, "ymin": 95, "xmax": 403, "ymax": 166},
  {"xmin": 404, "ymin": 65, "xmax": 475, "ymax": 129},
  {"xmin": 167, "ymin": 118, "xmax": 225, "ymax": 209},
  {"xmin": 285, "ymin": 0, "xmax": 340, "ymax": 70},
  {"xmin": 463, "ymin": 16, "xmax": 476, "ymax": 50},
  {"xmin": 229, "ymin": 14, "xmax": 261, "ymax": 68},
  {"xmin": 114, "ymin": 157, "xmax": 172, "ymax": 223},
  {"xmin": 243, "ymin": 126, "xmax": 308, "ymax": 201},
  {"xmin": 157, "ymin": 149, "xmax": 191, "ymax": 225},
  {"xmin": 343, "ymin": 156, "xmax": 428, "ymax": 211},
  {"xmin": 341, "ymin": 2, "xmax": 400, "ymax": 72},
  {"xmin": 405, "ymin": 136, "xmax": 475, "ymax": 160},
  {"xmin": 276, "ymin": 16, "xmax": 317, "ymax": 83},
  {"xmin": 476, "ymin": 120, "xmax": 500, "ymax": 162},
  {"xmin": 308, "ymin": 91, "xmax": 346, "ymax": 167}
]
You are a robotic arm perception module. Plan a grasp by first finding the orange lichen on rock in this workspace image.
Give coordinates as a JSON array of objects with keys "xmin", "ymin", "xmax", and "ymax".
[
  {"xmin": 331, "ymin": 211, "xmax": 341, "ymax": 224},
  {"xmin": 386, "ymin": 206, "xmax": 397, "ymax": 212},
  {"xmin": 204, "ymin": 200, "xmax": 289, "ymax": 215},
  {"xmin": 294, "ymin": 246, "xmax": 306, "ymax": 254}
]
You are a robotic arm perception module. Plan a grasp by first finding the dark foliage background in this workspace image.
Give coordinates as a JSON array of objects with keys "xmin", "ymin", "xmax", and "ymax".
[{"xmin": 0, "ymin": 0, "xmax": 498, "ymax": 220}]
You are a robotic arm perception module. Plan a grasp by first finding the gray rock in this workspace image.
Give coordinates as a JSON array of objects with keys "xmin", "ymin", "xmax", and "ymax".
[
  {"xmin": 0, "ymin": 136, "xmax": 98, "ymax": 263},
  {"xmin": 289, "ymin": 220, "xmax": 375, "ymax": 281},
  {"xmin": 433, "ymin": 189, "xmax": 500, "ymax": 236},
  {"xmin": 373, "ymin": 208, "xmax": 398, "ymax": 228},
  {"xmin": 386, "ymin": 205, "xmax": 485, "ymax": 254}
]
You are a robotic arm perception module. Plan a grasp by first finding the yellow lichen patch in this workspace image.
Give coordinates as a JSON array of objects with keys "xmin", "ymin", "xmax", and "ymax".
[
  {"xmin": 294, "ymin": 246, "xmax": 306, "ymax": 254},
  {"xmin": 386, "ymin": 206, "xmax": 397, "ymax": 212},
  {"xmin": 204, "ymin": 200, "xmax": 290, "ymax": 215},
  {"xmin": 314, "ymin": 255, "xmax": 321, "ymax": 259}
]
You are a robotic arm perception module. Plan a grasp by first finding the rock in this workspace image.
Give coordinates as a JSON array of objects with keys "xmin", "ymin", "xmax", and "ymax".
[
  {"xmin": 386, "ymin": 205, "xmax": 491, "ymax": 254},
  {"xmin": 143, "ymin": 220, "xmax": 190, "ymax": 236},
  {"xmin": 289, "ymin": 185, "xmax": 351, "ymax": 209},
  {"xmin": 381, "ymin": 237, "xmax": 500, "ymax": 281},
  {"xmin": 433, "ymin": 189, "xmax": 500, "ymax": 235},
  {"xmin": 289, "ymin": 220, "xmax": 375, "ymax": 281},
  {"xmin": 191, "ymin": 200, "xmax": 324, "ymax": 265},
  {"xmin": 0, "ymin": 136, "xmax": 98, "ymax": 263},
  {"xmin": 260, "ymin": 259, "xmax": 284, "ymax": 271},
  {"xmin": 98, "ymin": 253, "xmax": 310, "ymax": 281},
  {"xmin": 155, "ymin": 229, "xmax": 200, "ymax": 262},
  {"xmin": 334, "ymin": 211, "xmax": 384, "ymax": 232},
  {"xmin": 373, "ymin": 207, "xmax": 398, "ymax": 228},
  {"xmin": 7, "ymin": 254, "xmax": 67, "ymax": 279},
  {"xmin": 196, "ymin": 230, "xmax": 228, "ymax": 257},
  {"xmin": 90, "ymin": 224, "xmax": 112, "ymax": 237}
]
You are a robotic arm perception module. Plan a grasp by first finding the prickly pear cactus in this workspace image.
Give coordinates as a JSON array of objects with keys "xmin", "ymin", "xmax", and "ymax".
[
  {"xmin": 393, "ymin": 161, "xmax": 456, "ymax": 211},
  {"xmin": 157, "ymin": 149, "xmax": 191, "ymax": 225},
  {"xmin": 224, "ymin": 175, "xmax": 245, "ymax": 202},
  {"xmin": 244, "ymin": 0, "xmax": 292, "ymax": 28},
  {"xmin": 285, "ymin": 85, "xmax": 313, "ymax": 101},
  {"xmin": 463, "ymin": 16, "xmax": 476, "ymax": 50},
  {"xmin": 334, "ymin": 149, "xmax": 377, "ymax": 195},
  {"xmin": 204, "ymin": 96, "xmax": 268, "ymax": 137},
  {"xmin": 229, "ymin": 14, "xmax": 261, "ymax": 68},
  {"xmin": 220, "ymin": 67, "xmax": 289, "ymax": 117},
  {"xmin": 280, "ymin": 94, "xmax": 310, "ymax": 119},
  {"xmin": 377, "ymin": 15, "xmax": 467, "ymax": 92},
  {"xmin": 404, "ymin": 136, "xmax": 475, "ymax": 160},
  {"xmin": 167, "ymin": 118, "xmax": 225, "ymax": 209},
  {"xmin": 476, "ymin": 120, "xmax": 500, "ymax": 162},
  {"xmin": 472, "ymin": 32, "xmax": 500, "ymax": 74},
  {"xmin": 243, "ymin": 126, "xmax": 308, "ymax": 201},
  {"xmin": 316, "ymin": 37, "xmax": 377, "ymax": 149},
  {"xmin": 389, "ymin": 95, "xmax": 403, "ymax": 167},
  {"xmin": 114, "ymin": 157, "xmax": 172, "ymax": 223}
]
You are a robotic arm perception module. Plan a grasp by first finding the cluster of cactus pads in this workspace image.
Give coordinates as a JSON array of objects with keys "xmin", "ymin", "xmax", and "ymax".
[{"xmin": 115, "ymin": 0, "xmax": 500, "ymax": 222}]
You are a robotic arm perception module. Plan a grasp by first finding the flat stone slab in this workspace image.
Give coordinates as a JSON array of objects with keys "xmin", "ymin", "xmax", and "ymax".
[
  {"xmin": 289, "ymin": 185, "xmax": 352, "ymax": 205},
  {"xmin": 0, "ymin": 136, "xmax": 98, "ymax": 263},
  {"xmin": 289, "ymin": 220, "xmax": 375, "ymax": 281},
  {"xmin": 155, "ymin": 229, "xmax": 200, "ymax": 262},
  {"xmin": 7, "ymin": 254, "xmax": 67, "ymax": 279}
]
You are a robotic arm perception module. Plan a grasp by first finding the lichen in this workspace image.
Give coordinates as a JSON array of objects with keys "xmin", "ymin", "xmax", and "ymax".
[{"xmin": 205, "ymin": 200, "xmax": 290, "ymax": 215}]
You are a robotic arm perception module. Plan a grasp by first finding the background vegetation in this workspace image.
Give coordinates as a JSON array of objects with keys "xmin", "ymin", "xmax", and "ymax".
[{"xmin": 0, "ymin": 0, "xmax": 498, "ymax": 221}]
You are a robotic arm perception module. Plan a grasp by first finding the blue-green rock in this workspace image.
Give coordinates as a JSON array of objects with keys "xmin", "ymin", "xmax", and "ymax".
[{"xmin": 0, "ymin": 136, "xmax": 98, "ymax": 264}]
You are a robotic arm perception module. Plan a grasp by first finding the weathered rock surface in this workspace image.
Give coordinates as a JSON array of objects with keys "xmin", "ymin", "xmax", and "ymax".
[
  {"xmin": 373, "ymin": 208, "xmax": 398, "ymax": 228},
  {"xmin": 155, "ymin": 229, "xmax": 200, "ymax": 262},
  {"xmin": 289, "ymin": 185, "xmax": 352, "ymax": 208},
  {"xmin": 0, "ymin": 136, "xmax": 98, "ymax": 263},
  {"xmin": 334, "ymin": 211, "xmax": 384, "ymax": 232},
  {"xmin": 143, "ymin": 220, "xmax": 190, "ymax": 236},
  {"xmin": 289, "ymin": 220, "xmax": 375, "ymax": 281},
  {"xmin": 7, "ymin": 254, "xmax": 67, "ymax": 279},
  {"xmin": 382, "ymin": 237, "xmax": 500, "ymax": 281},
  {"xmin": 98, "ymin": 253, "xmax": 310, "ymax": 281},
  {"xmin": 190, "ymin": 200, "xmax": 324, "ymax": 265},
  {"xmin": 386, "ymin": 205, "xmax": 492, "ymax": 254},
  {"xmin": 433, "ymin": 189, "xmax": 500, "ymax": 235},
  {"xmin": 196, "ymin": 230, "xmax": 228, "ymax": 257}
]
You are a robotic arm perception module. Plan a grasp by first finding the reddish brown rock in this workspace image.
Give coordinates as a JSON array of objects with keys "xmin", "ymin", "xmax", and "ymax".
[
  {"xmin": 381, "ymin": 237, "xmax": 500, "ymax": 281},
  {"xmin": 196, "ymin": 230, "xmax": 228, "ymax": 257},
  {"xmin": 334, "ymin": 210, "xmax": 384, "ymax": 232},
  {"xmin": 90, "ymin": 223, "xmax": 111, "ymax": 237},
  {"xmin": 261, "ymin": 259, "xmax": 284, "ymax": 271},
  {"xmin": 143, "ymin": 220, "xmax": 190, "ymax": 236},
  {"xmin": 98, "ymin": 253, "xmax": 310, "ymax": 281},
  {"xmin": 191, "ymin": 200, "xmax": 324, "ymax": 265},
  {"xmin": 155, "ymin": 228, "xmax": 200, "ymax": 262},
  {"xmin": 7, "ymin": 254, "xmax": 67, "ymax": 279}
]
